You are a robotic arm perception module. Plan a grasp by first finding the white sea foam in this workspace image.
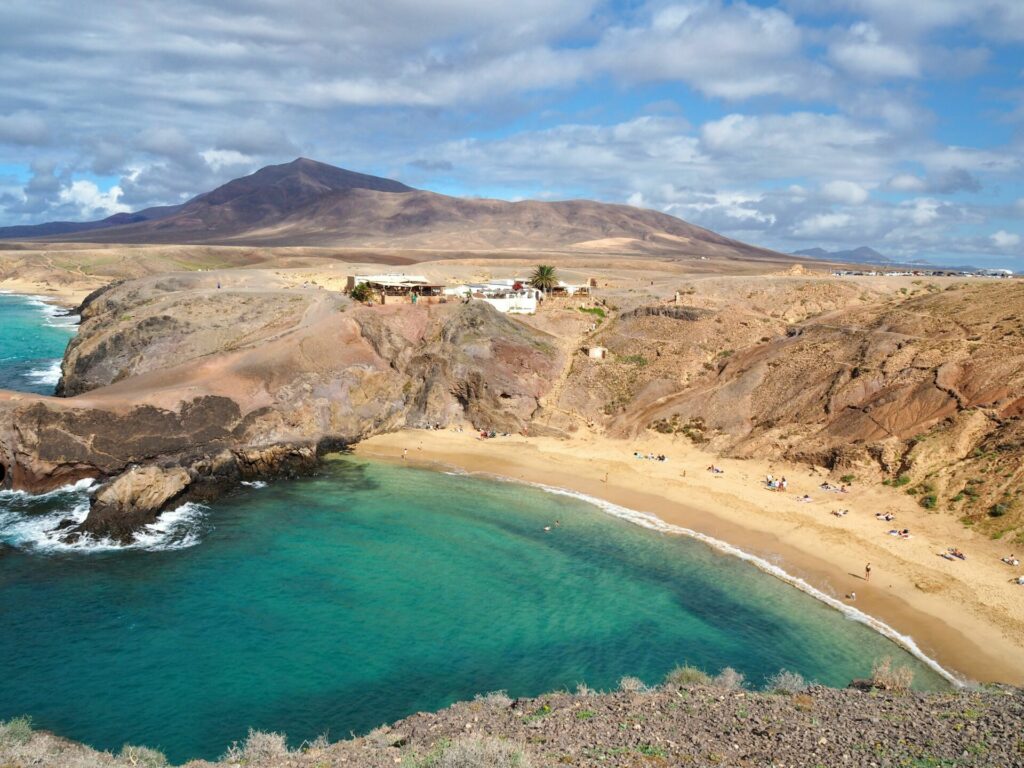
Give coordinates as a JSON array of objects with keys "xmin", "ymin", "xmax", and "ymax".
[
  {"xmin": 0, "ymin": 479, "xmax": 208, "ymax": 553},
  {"xmin": 22, "ymin": 294, "xmax": 79, "ymax": 329},
  {"xmin": 475, "ymin": 473, "xmax": 965, "ymax": 687},
  {"xmin": 241, "ymin": 480, "xmax": 268, "ymax": 489},
  {"xmin": 0, "ymin": 477, "xmax": 97, "ymax": 500},
  {"xmin": 26, "ymin": 359, "xmax": 62, "ymax": 387}
]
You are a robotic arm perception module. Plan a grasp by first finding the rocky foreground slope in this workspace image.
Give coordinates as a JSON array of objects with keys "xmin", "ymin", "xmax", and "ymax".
[
  {"xmin": 0, "ymin": 271, "xmax": 562, "ymax": 542},
  {"xmin": 3, "ymin": 677, "xmax": 1021, "ymax": 767}
]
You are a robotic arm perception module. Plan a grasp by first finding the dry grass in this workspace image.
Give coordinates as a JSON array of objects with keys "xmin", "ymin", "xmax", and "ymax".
[
  {"xmin": 473, "ymin": 690, "xmax": 513, "ymax": 708},
  {"xmin": 765, "ymin": 670, "xmax": 809, "ymax": 694},
  {"xmin": 712, "ymin": 667, "xmax": 746, "ymax": 691},
  {"xmin": 222, "ymin": 728, "xmax": 290, "ymax": 766},
  {"xmin": 417, "ymin": 735, "xmax": 533, "ymax": 768},
  {"xmin": 618, "ymin": 676, "xmax": 649, "ymax": 693},
  {"xmin": 871, "ymin": 657, "xmax": 915, "ymax": 692}
]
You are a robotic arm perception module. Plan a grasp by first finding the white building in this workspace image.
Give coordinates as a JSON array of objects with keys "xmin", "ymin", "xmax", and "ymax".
[{"xmin": 443, "ymin": 280, "xmax": 540, "ymax": 314}]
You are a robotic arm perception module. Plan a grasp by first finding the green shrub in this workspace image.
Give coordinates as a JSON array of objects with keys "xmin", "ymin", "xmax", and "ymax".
[
  {"xmin": 840, "ymin": 474, "xmax": 855, "ymax": 485},
  {"xmin": 894, "ymin": 475, "xmax": 911, "ymax": 487},
  {"xmin": 349, "ymin": 282, "xmax": 374, "ymax": 303},
  {"xmin": 664, "ymin": 664, "xmax": 711, "ymax": 687},
  {"xmin": 578, "ymin": 306, "xmax": 606, "ymax": 319},
  {"xmin": 0, "ymin": 716, "xmax": 33, "ymax": 746},
  {"xmin": 989, "ymin": 503, "xmax": 1009, "ymax": 518},
  {"xmin": 620, "ymin": 354, "xmax": 648, "ymax": 367},
  {"xmin": 920, "ymin": 494, "xmax": 938, "ymax": 509}
]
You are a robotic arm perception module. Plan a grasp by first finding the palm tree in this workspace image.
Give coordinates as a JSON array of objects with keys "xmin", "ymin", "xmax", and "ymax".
[{"xmin": 530, "ymin": 265, "xmax": 558, "ymax": 294}]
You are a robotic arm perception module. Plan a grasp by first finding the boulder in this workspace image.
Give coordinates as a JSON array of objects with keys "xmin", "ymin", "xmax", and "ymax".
[{"xmin": 80, "ymin": 466, "xmax": 191, "ymax": 542}]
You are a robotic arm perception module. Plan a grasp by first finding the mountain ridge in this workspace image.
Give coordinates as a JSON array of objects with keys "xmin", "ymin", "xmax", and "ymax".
[{"xmin": 0, "ymin": 158, "xmax": 787, "ymax": 261}]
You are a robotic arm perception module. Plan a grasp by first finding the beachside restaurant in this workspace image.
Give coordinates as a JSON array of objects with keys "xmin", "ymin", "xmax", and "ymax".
[{"xmin": 346, "ymin": 274, "xmax": 445, "ymax": 305}]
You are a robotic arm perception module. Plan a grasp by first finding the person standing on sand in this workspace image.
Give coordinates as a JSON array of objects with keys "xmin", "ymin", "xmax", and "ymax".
[
  {"xmin": 865, "ymin": 563, "xmax": 872, "ymax": 581},
  {"xmin": 402, "ymin": 448, "xmax": 408, "ymax": 461}
]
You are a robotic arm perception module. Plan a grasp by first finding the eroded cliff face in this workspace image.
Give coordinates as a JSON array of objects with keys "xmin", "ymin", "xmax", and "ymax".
[
  {"xmin": 0, "ymin": 274, "xmax": 563, "ymax": 541},
  {"xmin": 571, "ymin": 280, "xmax": 1024, "ymax": 535}
]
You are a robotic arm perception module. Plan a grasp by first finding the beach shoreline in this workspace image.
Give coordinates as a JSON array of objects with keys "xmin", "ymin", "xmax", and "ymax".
[
  {"xmin": 0, "ymin": 279, "xmax": 91, "ymax": 307},
  {"xmin": 355, "ymin": 428, "xmax": 1024, "ymax": 686}
]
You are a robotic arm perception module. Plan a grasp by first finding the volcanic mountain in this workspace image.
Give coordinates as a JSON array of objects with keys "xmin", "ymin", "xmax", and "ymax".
[{"xmin": 0, "ymin": 158, "xmax": 784, "ymax": 260}]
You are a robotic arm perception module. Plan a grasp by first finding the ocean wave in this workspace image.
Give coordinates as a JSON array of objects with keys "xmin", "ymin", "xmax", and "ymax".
[
  {"xmin": 478, "ymin": 473, "xmax": 965, "ymax": 687},
  {"xmin": 22, "ymin": 295, "xmax": 80, "ymax": 328},
  {"xmin": 0, "ymin": 477, "xmax": 97, "ymax": 500},
  {"xmin": 241, "ymin": 480, "xmax": 268, "ymax": 489},
  {"xmin": 25, "ymin": 359, "xmax": 62, "ymax": 387},
  {"xmin": 0, "ymin": 479, "xmax": 209, "ymax": 553}
]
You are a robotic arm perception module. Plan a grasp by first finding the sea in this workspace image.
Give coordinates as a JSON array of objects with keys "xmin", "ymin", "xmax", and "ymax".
[
  {"xmin": 0, "ymin": 294, "xmax": 951, "ymax": 764},
  {"xmin": 0, "ymin": 292, "xmax": 77, "ymax": 393}
]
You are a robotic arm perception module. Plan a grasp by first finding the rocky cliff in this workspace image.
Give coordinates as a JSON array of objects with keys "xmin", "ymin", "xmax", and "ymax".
[
  {"xmin": 0, "ymin": 273, "xmax": 562, "ymax": 542},
  {"xmin": 562, "ymin": 278, "xmax": 1024, "ymax": 538}
]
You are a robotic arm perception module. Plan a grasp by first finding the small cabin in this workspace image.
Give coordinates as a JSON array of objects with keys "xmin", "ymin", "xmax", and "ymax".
[{"xmin": 587, "ymin": 346, "xmax": 608, "ymax": 360}]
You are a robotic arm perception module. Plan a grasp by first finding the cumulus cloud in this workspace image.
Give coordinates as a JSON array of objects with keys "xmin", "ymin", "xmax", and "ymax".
[
  {"xmin": 822, "ymin": 180, "xmax": 869, "ymax": 204},
  {"xmin": 59, "ymin": 180, "xmax": 128, "ymax": 218},
  {"xmin": 0, "ymin": 0, "xmax": 1021, "ymax": 266},
  {"xmin": 829, "ymin": 23, "xmax": 919, "ymax": 79},
  {"xmin": 991, "ymin": 230, "xmax": 1021, "ymax": 248}
]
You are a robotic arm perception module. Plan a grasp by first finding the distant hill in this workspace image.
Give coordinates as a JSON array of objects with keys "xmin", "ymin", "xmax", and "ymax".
[
  {"xmin": 0, "ymin": 204, "xmax": 183, "ymax": 240},
  {"xmin": 793, "ymin": 246, "xmax": 892, "ymax": 264},
  {"xmin": 0, "ymin": 158, "xmax": 787, "ymax": 261}
]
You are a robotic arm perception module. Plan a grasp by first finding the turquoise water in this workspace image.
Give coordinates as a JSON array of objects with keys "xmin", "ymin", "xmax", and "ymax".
[
  {"xmin": 0, "ymin": 458, "xmax": 948, "ymax": 763},
  {"xmin": 0, "ymin": 292, "xmax": 76, "ymax": 394}
]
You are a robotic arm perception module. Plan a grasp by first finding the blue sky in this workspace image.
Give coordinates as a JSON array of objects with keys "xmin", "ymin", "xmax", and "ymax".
[{"xmin": 0, "ymin": 0, "xmax": 1022, "ymax": 266}]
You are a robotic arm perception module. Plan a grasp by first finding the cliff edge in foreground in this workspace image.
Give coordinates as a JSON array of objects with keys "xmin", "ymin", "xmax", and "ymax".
[{"xmin": 2, "ymin": 676, "xmax": 1021, "ymax": 767}]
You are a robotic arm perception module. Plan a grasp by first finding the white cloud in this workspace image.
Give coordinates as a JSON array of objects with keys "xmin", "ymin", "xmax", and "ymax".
[
  {"xmin": 887, "ymin": 173, "xmax": 927, "ymax": 192},
  {"xmin": 991, "ymin": 230, "xmax": 1021, "ymax": 248},
  {"xmin": 829, "ymin": 23, "xmax": 919, "ymax": 79},
  {"xmin": 822, "ymin": 179, "xmax": 869, "ymax": 204},
  {"xmin": 200, "ymin": 149, "xmax": 253, "ymax": 171},
  {"xmin": 58, "ymin": 179, "xmax": 128, "ymax": 217},
  {"xmin": 595, "ymin": 1, "xmax": 823, "ymax": 100},
  {"xmin": 793, "ymin": 212, "xmax": 854, "ymax": 237}
]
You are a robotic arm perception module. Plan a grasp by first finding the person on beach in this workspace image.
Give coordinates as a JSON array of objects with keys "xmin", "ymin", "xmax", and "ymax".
[
  {"xmin": 865, "ymin": 563, "xmax": 872, "ymax": 581},
  {"xmin": 846, "ymin": 592, "xmax": 856, "ymax": 601},
  {"xmin": 402, "ymin": 448, "xmax": 408, "ymax": 461}
]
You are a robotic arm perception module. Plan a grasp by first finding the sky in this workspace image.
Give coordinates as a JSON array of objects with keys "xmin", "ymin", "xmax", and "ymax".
[{"xmin": 1, "ymin": 0, "xmax": 1022, "ymax": 266}]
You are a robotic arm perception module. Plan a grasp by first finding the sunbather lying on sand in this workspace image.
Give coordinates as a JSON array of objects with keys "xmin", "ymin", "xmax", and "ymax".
[{"xmin": 1001, "ymin": 555, "xmax": 1020, "ymax": 567}]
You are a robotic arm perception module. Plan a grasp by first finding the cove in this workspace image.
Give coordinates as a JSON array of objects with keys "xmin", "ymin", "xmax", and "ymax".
[
  {"xmin": 0, "ymin": 292, "xmax": 76, "ymax": 394},
  {"xmin": 0, "ymin": 456, "xmax": 948, "ymax": 763}
]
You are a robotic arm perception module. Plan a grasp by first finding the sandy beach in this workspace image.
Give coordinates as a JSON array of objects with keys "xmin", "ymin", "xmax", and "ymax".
[
  {"xmin": 0, "ymin": 278, "xmax": 91, "ymax": 307},
  {"xmin": 356, "ymin": 428, "xmax": 1024, "ymax": 686}
]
